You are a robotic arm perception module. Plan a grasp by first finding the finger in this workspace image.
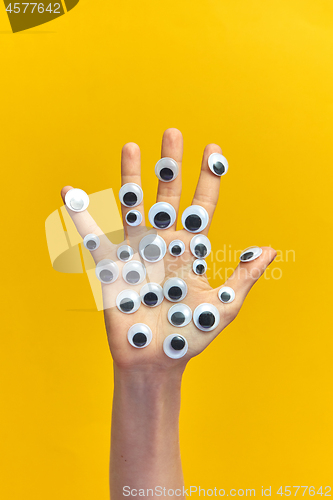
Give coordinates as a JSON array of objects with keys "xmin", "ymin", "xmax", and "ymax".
[
  {"xmin": 121, "ymin": 143, "xmax": 145, "ymax": 237},
  {"xmin": 191, "ymin": 144, "xmax": 223, "ymax": 235},
  {"xmin": 156, "ymin": 128, "xmax": 183, "ymax": 230}
]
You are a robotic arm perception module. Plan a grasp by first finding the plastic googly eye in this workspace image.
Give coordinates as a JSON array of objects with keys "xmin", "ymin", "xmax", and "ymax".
[
  {"xmin": 83, "ymin": 234, "xmax": 100, "ymax": 251},
  {"xmin": 193, "ymin": 259, "xmax": 207, "ymax": 275},
  {"xmin": 218, "ymin": 286, "xmax": 235, "ymax": 304},
  {"xmin": 119, "ymin": 183, "xmax": 143, "ymax": 208},
  {"xmin": 117, "ymin": 245, "xmax": 134, "ymax": 262},
  {"xmin": 116, "ymin": 290, "xmax": 141, "ymax": 314},
  {"xmin": 65, "ymin": 188, "xmax": 89, "ymax": 212},
  {"xmin": 168, "ymin": 240, "xmax": 185, "ymax": 257},
  {"xmin": 181, "ymin": 205, "xmax": 209, "ymax": 233},
  {"xmin": 95, "ymin": 259, "xmax": 119, "ymax": 284},
  {"xmin": 139, "ymin": 234, "xmax": 167, "ymax": 262},
  {"xmin": 163, "ymin": 278, "xmax": 187, "ymax": 302},
  {"xmin": 148, "ymin": 202, "xmax": 176, "ymax": 230},
  {"xmin": 163, "ymin": 334, "xmax": 188, "ymax": 359},
  {"xmin": 208, "ymin": 152, "xmax": 229, "ymax": 177},
  {"xmin": 122, "ymin": 260, "xmax": 146, "ymax": 285},
  {"xmin": 167, "ymin": 303, "xmax": 192, "ymax": 327},
  {"xmin": 155, "ymin": 157, "xmax": 179, "ymax": 182},
  {"xmin": 193, "ymin": 303, "xmax": 220, "ymax": 332},
  {"xmin": 140, "ymin": 283, "xmax": 164, "ymax": 307},
  {"xmin": 240, "ymin": 246, "xmax": 263, "ymax": 262},
  {"xmin": 190, "ymin": 234, "xmax": 211, "ymax": 258},
  {"xmin": 125, "ymin": 210, "xmax": 142, "ymax": 226},
  {"xmin": 127, "ymin": 323, "xmax": 152, "ymax": 348}
]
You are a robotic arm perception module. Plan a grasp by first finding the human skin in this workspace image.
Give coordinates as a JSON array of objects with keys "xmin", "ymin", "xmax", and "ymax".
[{"xmin": 61, "ymin": 128, "xmax": 277, "ymax": 498}]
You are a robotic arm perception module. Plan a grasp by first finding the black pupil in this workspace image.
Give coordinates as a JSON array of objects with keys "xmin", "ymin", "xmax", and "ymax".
[
  {"xmin": 143, "ymin": 244, "xmax": 161, "ymax": 261},
  {"xmin": 221, "ymin": 292, "xmax": 231, "ymax": 302},
  {"xmin": 154, "ymin": 211, "xmax": 171, "ymax": 229},
  {"xmin": 133, "ymin": 332, "xmax": 147, "ymax": 347},
  {"xmin": 185, "ymin": 214, "xmax": 201, "ymax": 231},
  {"xmin": 168, "ymin": 286, "xmax": 182, "ymax": 300},
  {"xmin": 120, "ymin": 250, "xmax": 130, "ymax": 260},
  {"xmin": 196, "ymin": 264, "xmax": 205, "ymax": 274},
  {"xmin": 241, "ymin": 251, "xmax": 254, "ymax": 261},
  {"xmin": 99, "ymin": 269, "xmax": 113, "ymax": 282},
  {"xmin": 120, "ymin": 298, "xmax": 134, "ymax": 312},
  {"xmin": 171, "ymin": 245, "xmax": 182, "ymax": 255},
  {"xmin": 126, "ymin": 270, "xmax": 140, "ymax": 283},
  {"xmin": 160, "ymin": 167, "xmax": 174, "ymax": 181},
  {"xmin": 127, "ymin": 212, "xmax": 137, "ymax": 223},
  {"xmin": 144, "ymin": 292, "xmax": 158, "ymax": 306},
  {"xmin": 123, "ymin": 192, "xmax": 137, "ymax": 206},
  {"xmin": 86, "ymin": 240, "xmax": 96, "ymax": 250},
  {"xmin": 171, "ymin": 336, "xmax": 186, "ymax": 351},
  {"xmin": 195, "ymin": 243, "xmax": 207, "ymax": 258},
  {"xmin": 198, "ymin": 311, "xmax": 215, "ymax": 328},
  {"xmin": 213, "ymin": 161, "xmax": 225, "ymax": 175},
  {"xmin": 171, "ymin": 311, "xmax": 185, "ymax": 325}
]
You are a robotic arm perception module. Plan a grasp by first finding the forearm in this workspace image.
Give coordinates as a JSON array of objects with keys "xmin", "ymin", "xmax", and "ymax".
[{"xmin": 110, "ymin": 365, "xmax": 186, "ymax": 499}]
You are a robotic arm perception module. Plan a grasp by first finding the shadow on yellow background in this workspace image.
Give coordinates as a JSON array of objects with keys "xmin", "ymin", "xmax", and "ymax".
[{"xmin": 0, "ymin": 1, "xmax": 332, "ymax": 498}]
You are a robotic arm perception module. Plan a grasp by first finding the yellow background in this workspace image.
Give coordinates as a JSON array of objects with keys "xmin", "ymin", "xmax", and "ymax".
[{"xmin": 0, "ymin": 1, "xmax": 332, "ymax": 498}]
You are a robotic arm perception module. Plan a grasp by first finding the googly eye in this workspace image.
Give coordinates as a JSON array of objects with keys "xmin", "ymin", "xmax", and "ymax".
[
  {"xmin": 181, "ymin": 205, "xmax": 209, "ymax": 233},
  {"xmin": 117, "ymin": 245, "xmax": 134, "ymax": 262},
  {"xmin": 127, "ymin": 323, "xmax": 152, "ymax": 348},
  {"xmin": 148, "ymin": 202, "xmax": 176, "ymax": 230},
  {"xmin": 65, "ymin": 188, "xmax": 89, "ymax": 212},
  {"xmin": 190, "ymin": 234, "xmax": 211, "ymax": 258},
  {"xmin": 119, "ymin": 183, "xmax": 143, "ymax": 208},
  {"xmin": 167, "ymin": 303, "xmax": 192, "ymax": 327},
  {"xmin": 155, "ymin": 157, "xmax": 179, "ymax": 182},
  {"xmin": 95, "ymin": 259, "xmax": 119, "ymax": 284},
  {"xmin": 208, "ymin": 152, "xmax": 229, "ymax": 177},
  {"xmin": 193, "ymin": 259, "xmax": 207, "ymax": 275},
  {"xmin": 122, "ymin": 260, "xmax": 146, "ymax": 285},
  {"xmin": 218, "ymin": 286, "xmax": 235, "ymax": 304},
  {"xmin": 168, "ymin": 240, "xmax": 186, "ymax": 257},
  {"xmin": 163, "ymin": 334, "xmax": 188, "ymax": 359},
  {"xmin": 240, "ymin": 246, "xmax": 263, "ymax": 262},
  {"xmin": 140, "ymin": 283, "xmax": 164, "ymax": 307},
  {"xmin": 83, "ymin": 234, "xmax": 100, "ymax": 251},
  {"xmin": 193, "ymin": 303, "xmax": 220, "ymax": 332},
  {"xmin": 116, "ymin": 290, "xmax": 141, "ymax": 314},
  {"xmin": 125, "ymin": 210, "xmax": 142, "ymax": 226},
  {"xmin": 163, "ymin": 278, "xmax": 187, "ymax": 302},
  {"xmin": 139, "ymin": 234, "xmax": 167, "ymax": 262}
]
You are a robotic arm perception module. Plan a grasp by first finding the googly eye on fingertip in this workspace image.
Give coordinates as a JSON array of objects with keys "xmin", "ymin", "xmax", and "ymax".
[
  {"xmin": 116, "ymin": 290, "xmax": 141, "ymax": 314},
  {"xmin": 140, "ymin": 283, "xmax": 164, "ymax": 307},
  {"xmin": 208, "ymin": 152, "xmax": 229, "ymax": 177},
  {"xmin": 125, "ymin": 210, "xmax": 142, "ymax": 226},
  {"xmin": 190, "ymin": 235, "xmax": 211, "ymax": 258},
  {"xmin": 65, "ymin": 188, "xmax": 89, "ymax": 212},
  {"xmin": 117, "ymin": 245, "xmax": 134, "ymax": 262},
  {"xmin": 181, "ymin": 205, "xmax": 209, "ymax": 233},
  {"xmin": 139, "ymin": 234, "xmax": 167, "ymax": 262},
  {"xmin": 122, "ymin": 260, "xmax": 146, "ymax": 285},
  {"xmin": 167, "ymin": 303, "xmax": 192, "ymax": 327},
  {"xmin": 218, "ymin": 286, "xmax": 235, "ymax": 304},
  {"xmin": 155, "ymin": 157, "xmax": 179, "ymax": 182},
  {"xmin": 193, "ymin": 303, "xmax": 220, "ymax": 332},
  {"xmin": 148, "ymin": 202, "xmax": 176, "ymax": 230},
  {"xmin": 163, "ymin": 334, "xmax": 188, "ymax": 359},
  {"xmin": 83, "ymin": 234, "xmax": 100, "ymax": 251},
  {"xmin": 95, "ymin": 259, "xmax": 119, "ymax": 284},
  {"xmin": 168, "ymin": 240, "xmax": 186, "ymax": 257},
  {"xmin": 163, "ymin": 278, "xmax": 187, "ymax": 302},
  {"xmin": 193, "ymin": 259, "xmax": 207, "ymax": 275},
  {"xmin": 119, "ymin": 183, "xmax": 143, "ymax": 208},
  {"xmin": 128, "ymin": 323, "xmax": 152, "ymax": 348},
  {"xmin": 240, "ymin": 246, "xmax": 263, "ymax": 262}
]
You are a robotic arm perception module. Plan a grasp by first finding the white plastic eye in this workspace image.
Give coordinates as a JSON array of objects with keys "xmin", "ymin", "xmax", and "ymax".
[
  {"xmin": 139, "ymin": 234, "xmax": 167, "ymax": 262},
  {"xmin": 190, "ymin": 234, "xmax": 211, "ymax": 258},
  {"xmin": 167, "ymin": 303, "xmax": 192, "ymax": 327},
  {"xmin": 140, "ymin": 283, "xmax": 164, "ymax": 307},
  {"xmin": 208, "ymin": 152, "xmax": 229, "ymax": 177},
  {"xmin": 127, "ymin": 323, "xmax": 152, "ymax": 348},
  {"xmin": 116, "ymin": 290, "xmax": 141, "ymax": 314},
  {"xmin": 125, "ymin": 210, "xmax": 142, "ymax": 226},
  {"xmin": 65, "ymin": 188, "xmax": 89, "ymax": 212},
  {"xmin": 95, "ymin": 259, "xmax": 119, "ymax": 284},
  {"xmin": 193, "ymin": 259, "xmax": 207, "ymax": 275},
  {"xmin": 218, "ymin": 286, "xmax": 235, "ymax": 304},
  {"xmin": 163, "ymin": 334, "xmax": 188, "ymax": 359},
  {"xmin": 119, "ymin": 183, "xmax": 143, "ymax": 208},
  {"xmin": 155, "ymin": 157, "xmax": 179, "ymax": 182},
  {"xmin": 168, "ymin": 240, "xmax": 186, "ymax": 257},
  {"xmin": 193, "ymin": 303, "xmax": 220, "ymax": 332},
  {"xmin": 83, "ymin": 234, "xmax": 100, "ymax": 251},
  {"xmin": 163, "ymin": 278, "xmax": 187, "ymax": 302},
  {"xmin": 181, "ymin": 205, "xmax": 209, "ymax": 233},
  {"xmin": 148, "ymin": 202, "xmax": 176, "ymax": 230},
  {"xmin": 122, "ymin": 260, "xmax": 146, "ymax": 285},
  {"xmin": 117, "ymin": 245, "xmax": 134, "ymax": 262},
  {"xmin": 240, "ymin": 246, "xmax": 263, "ymax": 262}
]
